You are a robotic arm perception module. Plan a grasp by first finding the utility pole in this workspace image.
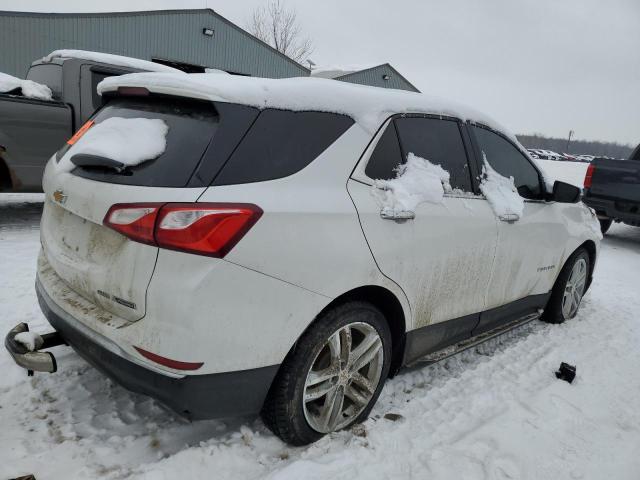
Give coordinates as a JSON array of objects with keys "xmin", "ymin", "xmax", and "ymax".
[{"xmin": 566, "ymin": 130, "xmax": 574, "ymax": 153}]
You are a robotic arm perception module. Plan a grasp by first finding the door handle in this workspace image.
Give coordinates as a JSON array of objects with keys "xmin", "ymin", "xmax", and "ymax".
[
  {"xmin": 380, "ymin": 210, "xmax": 415, "ymax": 220},
  {"xmin": 498, "ymin": 213, "xmax": 520, "ymax": 223}
]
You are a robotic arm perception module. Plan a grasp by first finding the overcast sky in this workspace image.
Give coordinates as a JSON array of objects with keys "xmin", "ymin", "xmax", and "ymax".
[{"xmin": 2, "ymin": 0, "xmax": 638, "ymax": 145}]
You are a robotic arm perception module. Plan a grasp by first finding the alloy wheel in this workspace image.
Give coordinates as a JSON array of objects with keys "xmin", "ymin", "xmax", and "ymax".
[
  {"xmin": 302, "ymin": 322, "xmax": 384, "ymax": 433},
  {"xmin": 562, "ymin": 258, "xmax": 588, "ymax": 319}
]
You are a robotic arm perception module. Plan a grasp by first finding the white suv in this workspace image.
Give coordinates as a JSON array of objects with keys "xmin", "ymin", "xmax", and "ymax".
[{"xmin": 6, "ymin": 73, "xmax": 601, "ymax": 445}]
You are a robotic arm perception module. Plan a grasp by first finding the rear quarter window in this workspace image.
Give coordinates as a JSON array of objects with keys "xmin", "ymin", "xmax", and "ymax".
[{"xmin": 213, "ymin": 109, "xmax": 354, "ymax": 186}]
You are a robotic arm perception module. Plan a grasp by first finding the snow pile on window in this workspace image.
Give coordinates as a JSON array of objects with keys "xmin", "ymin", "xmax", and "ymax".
[
  {"xmin": 14, "ymin": 331, "xmax": 42, "ymax": 351},
  {"xmin": 372, "ymin": 153, "xmax": 452, "ymax": 214},
  {"xmin": 42, "ymin": 50, "xmax": 184, "ymax": 74},
  {"xmin": 0, "ymin": 72, "xmax": 53, "ymax": 100},
  {"xmin": 479, "ymin": 156, "xmax": 524, "ymax": 218},
  {"xmin": 57, "ymin": 117, "xmax": 169, "ymax": 173},
  {"xmin": 98, "ymin": 72, "xmax": 516, "ymax": 137}
]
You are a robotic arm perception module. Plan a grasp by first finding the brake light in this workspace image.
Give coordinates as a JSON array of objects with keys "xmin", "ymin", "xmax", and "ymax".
[
  {"xmin": 67, "ymin": 120, "xmax": 94, "ymax": 146},
  {"xmin": 103, "ymin": 203, "xmax": 262, "ymax": 257},
  {"xmin": 584, "ymin": 163, "xmax": 595, "ymax": 189},
  {"xmin": 104, "ymin": 203, "xmax": 161, "ymax": 245},
  {"xmin": 156, "ymin": 203, "xmax": 263, "ymax": 257}
]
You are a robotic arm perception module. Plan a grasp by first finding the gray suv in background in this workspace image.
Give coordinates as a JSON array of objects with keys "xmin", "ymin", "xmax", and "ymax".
[{"xmin": 0, "ymin": 53, "xmax": 174, "ymax": 192}]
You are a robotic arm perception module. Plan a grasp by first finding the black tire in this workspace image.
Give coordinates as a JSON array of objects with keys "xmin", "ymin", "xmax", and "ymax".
[
  {"xmin": 261, "ymin": 301, "xmax": 392, "ymax": 446},
  {"xmin": 542, "ymin": 248, "xmax": 590, "ymax": 324},
  {"xmin": 599, "ymin": 218, "xmax": 613, "ymax": 235}
]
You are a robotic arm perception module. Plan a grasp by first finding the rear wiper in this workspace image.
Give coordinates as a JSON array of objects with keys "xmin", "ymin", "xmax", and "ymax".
[{"xmin": 70, "ymin": 154, "xmax": 128, "ymax": 173}]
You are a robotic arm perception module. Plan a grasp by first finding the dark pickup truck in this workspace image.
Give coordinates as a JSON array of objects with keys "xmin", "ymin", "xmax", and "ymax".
[
  {"xmin": 0, "ymin": 55, "xmax": 167, "ymax": 192},
  {"xmin": 583, "ymin": 144, "xmax": 640, "ymax": 233}
]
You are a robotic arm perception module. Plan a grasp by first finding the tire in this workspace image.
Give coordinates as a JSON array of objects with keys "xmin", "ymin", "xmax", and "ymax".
[
  {"xmin": 261, "ymin": 301, "xmax": 392, "ymax": 445},
  {"xmin": 599, "ymin": 218, "xmax": 613, "ymax": 235},
  {"xmin": 542, "ymin": 248, "xmax": 590, "ymax": 324}
]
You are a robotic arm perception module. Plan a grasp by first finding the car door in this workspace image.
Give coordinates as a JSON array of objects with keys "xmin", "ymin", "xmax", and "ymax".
[
  {"xmin": 469, "ymin": 125, "xmax": 567, "ymax": 335},
  {"xmin": 348, "ymin": 115, "xmax": 498, "ymax": 361}
]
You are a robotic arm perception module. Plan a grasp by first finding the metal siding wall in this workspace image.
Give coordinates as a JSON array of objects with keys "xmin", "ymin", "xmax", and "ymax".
[
  {"xmin": 0, "ymin": 11, "xmax": 308, "ymax": 78},
  {"xmin": 338, "ymin": 65, "xmax": 418, "ymax": 92}
]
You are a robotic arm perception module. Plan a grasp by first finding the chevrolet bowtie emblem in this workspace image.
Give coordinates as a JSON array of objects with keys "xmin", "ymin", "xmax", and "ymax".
[{"xmin": 53, "ymin": 189, "xmax": 67, "ymax": 205}]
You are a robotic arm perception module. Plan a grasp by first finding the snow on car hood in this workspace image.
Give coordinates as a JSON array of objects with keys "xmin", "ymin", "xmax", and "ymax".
[
  {"xmin": 0, "ymin": 71, "xmax": 52, "ymax": 100},
  {"xmin": 42, "ymin": 49, "xmax": 185, "ymax": 74},
  {"xmin": 97, "ymin": 72, "xmax": 518, "ymax": 137},
  {"xmin": 57, "ymin": 117, "xmax": 169, "ymax": 173}
]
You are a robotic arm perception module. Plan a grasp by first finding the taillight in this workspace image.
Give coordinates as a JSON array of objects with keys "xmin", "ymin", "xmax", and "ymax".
[
  {"xmin": 103, "ymin": 203, "xmax": 262, "ymax": 257},
  {"xmin": 584, "ymin": 163, "xmax": 595, "ymax": 189},
  {"xmin": 104, "ymin": 203, "xmax": 162, "ymax": 245}
]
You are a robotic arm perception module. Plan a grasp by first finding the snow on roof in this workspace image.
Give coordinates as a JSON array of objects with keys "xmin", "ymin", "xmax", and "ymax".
[
  {"xmin": 42, "ymin": 50, "xmax": 185, "ymax": 74},
  {"xmin": 0, "ymin": 71, "xmax": 52, "ymax": 100},
  {"xmin": 98, "ymin": 72, "xmax": 518, "ymax": 139},
  {"xmin": 309, "ymin": 64, "xmax": 381, "ymax": 79}
]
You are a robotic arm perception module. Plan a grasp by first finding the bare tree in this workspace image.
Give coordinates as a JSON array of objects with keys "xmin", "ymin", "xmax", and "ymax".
[{"xmin": 247, "ymin": 0, "xmax": 314, "ymax": 64}]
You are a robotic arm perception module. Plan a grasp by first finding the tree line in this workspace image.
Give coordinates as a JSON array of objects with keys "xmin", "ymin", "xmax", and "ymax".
[{"xmin": 517, "ymin": 134, "xmax": 635, "ymax": 159}]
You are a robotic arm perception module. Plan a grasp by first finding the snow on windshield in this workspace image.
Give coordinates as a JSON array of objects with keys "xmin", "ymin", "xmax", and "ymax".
[
  {"xmin": 0, "ymin": 72, "xmax": 53, "ymax": 101},
  {"xmin": 372, "ymin": 153, "xmax": 452, "ymax": 214},
  {"xmin": 57, "ymin": 117, "xmax": 169, "ymax": 173},
  {"xmin": 479, "ymin": 155, "xmax": 525, "ymax": 218},
  {"xmin": 42, "ymin": 50, "xmax": 184, "ymax": 74}
]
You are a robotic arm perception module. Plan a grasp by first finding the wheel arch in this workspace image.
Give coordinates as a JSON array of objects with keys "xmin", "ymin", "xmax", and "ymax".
[{"xmin": 291, "ymin": 285, "xmax": 408, "ymax": 377}]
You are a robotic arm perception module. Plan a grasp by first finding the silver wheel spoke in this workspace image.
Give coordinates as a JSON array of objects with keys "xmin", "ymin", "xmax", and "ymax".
[
  {"xmin": 340, "ymin": 326, "xmax": 352, "ymax": 366},
  {"xmin": 320, "ymin": 386, "xmax": 345, "ymax": 431},
  {"xmin": 305, "ymin": 380, "xmax": 336, "ymax": 402},
  {"xmin": 306, "ymin": 366, "xmax": 340, "ymax": 387},
  {"xmin": 350, "ymin": 337, "xmax": 382, "ymax": 373},
  {"xmin": 345, "ymin": 383, "xmax": 370, "ymax": 407}
]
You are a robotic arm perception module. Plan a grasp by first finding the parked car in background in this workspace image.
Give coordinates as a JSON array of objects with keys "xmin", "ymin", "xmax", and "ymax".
[
  {"xmin": 583, "ymin": 145, "xmax": 640, "ymax": 233},
  {"xmin": 6, "ymin": 72, "xmax": 601, "ymax": 445},
  {"xmin": 0, "ymin": 50, "xmax": 181, "ymax": 192},
  {"xmin": 527, "ymin": 149, "xmax": 540, "ymax": 159},
  {"xmin": 575, "ymin": 154, "xmax": 595, "ymax": 163}
]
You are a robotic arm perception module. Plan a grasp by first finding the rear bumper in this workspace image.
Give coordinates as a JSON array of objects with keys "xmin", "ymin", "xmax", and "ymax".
[
  {"xmin": 35, "ymin": 279, "xmax": 279, "ymax": 420},
  {"xmin": 583, "ymin": 195, "xmax": 640, "ymax": 226}
]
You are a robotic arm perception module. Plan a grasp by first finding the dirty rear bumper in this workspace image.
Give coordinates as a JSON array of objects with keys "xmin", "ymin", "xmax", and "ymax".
[{"xmin": 35, "ymin": 279, "xmax": 280, "ymax": 420}]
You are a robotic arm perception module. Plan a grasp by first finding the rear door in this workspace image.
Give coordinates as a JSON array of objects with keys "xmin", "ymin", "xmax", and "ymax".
[
  {"xmin": 470, "ymin": 125, "xmax": 565, "ymax": 335},
  {"xmin": 40, "ymin": 95, "xmax": 223, "ymax": 323},
  {"xmin": 348, "ymin": 116, "xmax": 498, "ymax": 349}
]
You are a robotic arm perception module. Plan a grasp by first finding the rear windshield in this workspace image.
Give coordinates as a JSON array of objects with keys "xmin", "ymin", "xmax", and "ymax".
[{"xmin": 70, "ymin": 97, "xmax": 219, "ymax": 187}]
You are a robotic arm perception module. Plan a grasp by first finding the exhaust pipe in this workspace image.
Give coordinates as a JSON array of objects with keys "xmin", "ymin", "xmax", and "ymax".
[{"xmin": 4, "ymin": 323, "xmax": 65, "ymax": 375}]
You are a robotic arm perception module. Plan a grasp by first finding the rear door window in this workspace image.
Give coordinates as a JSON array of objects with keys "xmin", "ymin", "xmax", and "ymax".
[
  {"xmin": 393, "ymin": 117, "xmax": 474, "ymax": 192},
  {"xmin": 472, "ymin": 126, "xmax": 543, "ymax": 200},
  {"xmin": 213, "ymin": 109, "xmax": 354, "ymax": 185},
  {"xmin": 69, "ymin": 97, "xmax": 219, "ymax": 187}
]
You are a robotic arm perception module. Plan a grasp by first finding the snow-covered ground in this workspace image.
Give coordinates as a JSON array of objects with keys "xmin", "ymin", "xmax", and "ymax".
[{"xmin": 2, "ymin": 161, "xmax": 639, "ymax": 479}]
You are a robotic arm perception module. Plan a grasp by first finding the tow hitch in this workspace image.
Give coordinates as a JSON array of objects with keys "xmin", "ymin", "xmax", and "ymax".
[{"xmin": 5, "ymin": 323, "xmax": 65, "ymax": 376}]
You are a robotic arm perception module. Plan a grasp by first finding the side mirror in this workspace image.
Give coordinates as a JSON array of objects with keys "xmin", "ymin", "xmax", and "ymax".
[{"xmin": 550, "ymin": 181, "xmax": 581, "ymax": 203}]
